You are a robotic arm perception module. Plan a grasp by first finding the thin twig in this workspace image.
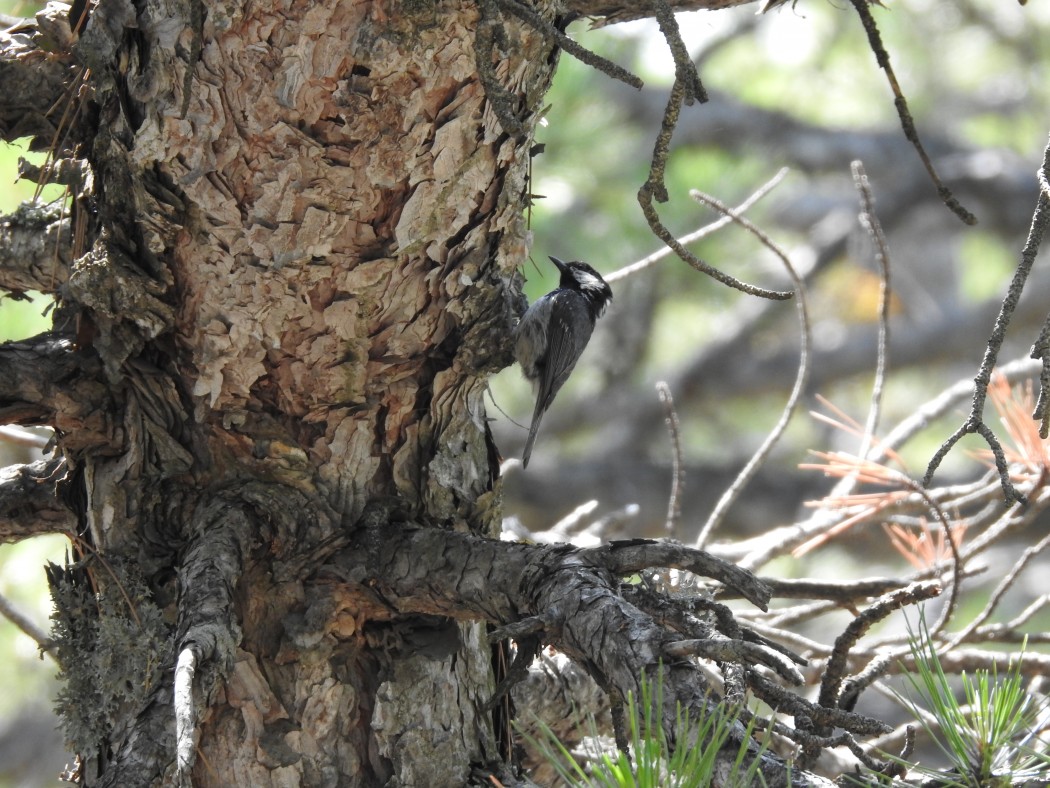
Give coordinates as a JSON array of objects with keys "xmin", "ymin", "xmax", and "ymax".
[
  {"xmin": 655, "ymin": 382, "xmax": 683, "ymax": 538},
  {"xmin": 1029, "ymin": 162, "xmax": 1050, "ymax": 437},
  {"xmin": 642, "ymin": 76, "xmax": 685, "ymax": 205},
  {"xmin": 636, "ymin": 77, "xmax": 792, "ymax": 300},
  {"xmin": 651, "ymin": 0, "xmax": 706, "ymax": 104},
  {"xmin": 795, "ymin": 162, "xmax": 896, "ymax": 536},
  {"xmin": 495, "ymin": 0, "xmax": 644, "ymax": 91},
  {"xmin": 847, "ymin": 0, "xmax": 975, "ymax": 225},
  {"xmin": 851, "ymin": 161, "xmax": 891, "ymax": 460},
  {"xmin": 817, "ymin": 582, "xmax": 941, "ymax": 714},
  {"xmin": 606, "ymin": 168, "xmax": 788, "ymax": 284},
  {"xmin": 900, "ymin": 483, "xmax": 963, "ymax": 639},
  {"xmin": 0, "ymin": 590, "xmax": 53, "ymax": 654},
  {"xmin": 923, "ymin": 125, "xmax": 1050, "ymax": 503},
  {"xmin": 691, "ymin": 191, "xmax": 810, "ymax": 548},
  {"xmin": 1029, "ymin": 317, "xmax": 1050, "ymax": 438},
  {"xmin": 947, "ymin": 529, "xmax": 1050, "ymax": 649},
  {"xmin": 734, "ymin": 361, "xmax": 1037, "ymax": 571},
  {"xmin": 638, "ymin": 180, "xmax": 793, "ymax": 300},
  {"xmin": 0, "ymin": 425, "xmax": 51, "ymax": 448},
  {"xmin": 881, "ymin": 357, "xmax": 1038, "ymax": 464}
]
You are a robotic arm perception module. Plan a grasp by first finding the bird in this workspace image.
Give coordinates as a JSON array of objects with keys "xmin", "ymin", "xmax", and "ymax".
[{"xmin": 514, "ymin": 256, "xmax": 613, "ymax": 467}]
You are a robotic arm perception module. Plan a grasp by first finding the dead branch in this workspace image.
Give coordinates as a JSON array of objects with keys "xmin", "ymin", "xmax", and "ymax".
[
  {"xmin": 925, "ymin": 133, "xmax": 1050, "ymax": 501},
  {"xmin": 846, "ymin": 0, "xmax": 975, "ymax": 225},
  {"xmin": 0, "ymin": 336, "xmax": 115, "ymax": 454},
  {"xmin": 0, "ymin": 456, "xmax": 74, "ymax": 542},
  {"xmin": 1031, "ymin": 314, "xmax": 1050, "ymax": 437},
  {"xmin": 655, "ymin": 381, "xmax": 683, "ymax": 536},
  {"xmin": 0, "ymin": 202, "xmax": 72, "ymax": 294},
  {"xmin": 495, "ymin": 0, "xmax": 643, "ymax": 90},
  {"xmin": 0, "ymin": 586, "xmax": 54, "ymax": 653},
  {"xmin": 947, "ymin": 529, "xmax": 1050, "ymax": 649},
  {"xmin": 851, "ymin": 160, "xmax": 891, "ymax": 459},
  {"xmin": 817, "ymin": 582, "xmax": 940, "ymax": 713},
  {"xmin": 328, "ymin": 515, "xmax": 857, "ymax": 785},
  {"xmin": 606, "ymin": 167, "xmax": 789, "ymax": 284},
  {"xmin": 689, "ymin": 189, "xmax": 810, "ymax": 547},
  {"xmin": 637, "ymin": 109, "xmax": 793, "ymax": 299},
  {"xmin": 650, "ymin": 0, "xmax": 705, "ymax": 104},
  {"xmin": 562, "ymin": 0, "xmax": 759, "ymax": 27},
  {"xmin": 0, "ymin": 6, "xmax": 77, "ymax": 144}
]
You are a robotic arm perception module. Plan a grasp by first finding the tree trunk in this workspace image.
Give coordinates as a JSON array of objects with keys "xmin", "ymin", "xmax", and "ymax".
[{"xmin": 7, "ymin": 0, "xmax": 548, "ymax": 784}]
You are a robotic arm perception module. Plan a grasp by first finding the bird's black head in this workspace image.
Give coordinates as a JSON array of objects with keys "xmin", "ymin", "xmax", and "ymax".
[{"xmin": 550, "ymin": 256, "xmax": 613, "ymax": 318}]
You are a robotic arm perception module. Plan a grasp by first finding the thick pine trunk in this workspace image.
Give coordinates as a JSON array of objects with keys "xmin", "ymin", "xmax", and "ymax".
[{"xmin": 27, "ymin": 0, "xmax": 550, "ymax": 784}]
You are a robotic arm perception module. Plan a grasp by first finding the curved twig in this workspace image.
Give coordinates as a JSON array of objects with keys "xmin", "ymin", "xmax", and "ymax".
[
  {"xmin": 607, "ymin": 167, "xmax": 788, "ymax": 284},
  {"xmin": 847, "ymin": 0, "xmax": 975, "ymax": 225},
  {"xmin": 656, "ymin": 382, "xmax": 683, "ymax": 537},
  {"xmin": 851, "ymin": 160, "xmax": 891, "ymax": 460},
  {"xmin": 692, "ymin": 190, "xmax": 810, "ymax": 548}
]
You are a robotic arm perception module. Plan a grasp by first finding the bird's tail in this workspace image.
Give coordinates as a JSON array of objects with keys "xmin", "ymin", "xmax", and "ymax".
[{"xmin": 521, "ymin": 400, "xmax": 546, "ymax": 468}]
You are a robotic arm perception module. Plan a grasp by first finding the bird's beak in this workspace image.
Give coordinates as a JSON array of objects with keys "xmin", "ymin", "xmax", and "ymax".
[{"xmin": 549, "ymin": 256, "xmax": 567, "ymax": 273}]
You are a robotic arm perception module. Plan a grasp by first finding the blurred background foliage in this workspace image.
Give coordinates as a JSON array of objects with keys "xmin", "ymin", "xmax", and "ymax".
[
  {"xmin": 495, "ymin": 0, "xmax": 1050, "ymax": 542},
  {"xmin": 3, "ymin": 0, "xmax": 1050, "ymax": 783}
]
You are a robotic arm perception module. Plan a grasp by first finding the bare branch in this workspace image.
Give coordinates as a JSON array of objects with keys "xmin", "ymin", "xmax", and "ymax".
[
  {"xmin": 606, "ymin": 167, "xmax": 788, "ymax": 284},
  {"xmin": 563, "ymin": 0, "xmax": 761, "ymax": 26},
  {"xmin": 1030, "ymin": 314, "xmax": 1050, "ymax": 437},
  {"xmin": 655, "ymin": 382, "xmax": 683, "ymax": 537},
  {"xmin": 0, "ymin": 457, "xmax": 74, "ymax": 542},
  {"xmin": 691, "ymin": 190, "xmax": 810, "ymax": 547},
  {"xmin": 663, "ymin": 637, "xmax": 804, "ymax": 685},
  {"xmin": 0, "ymin": 202, "xmax": 72, "ymax": 294},
  {"xmin": 495, "ymin": 0, "xmax": 643, "ymax": 90},
  {"xmin": 651, "ymin": 0, "xmax": 705, "ymax": 104},
  {"xmin": 595, "ymin": 540, "xmax": 772, "ymax": 610},
  {"xmin": 851, "ymin": 160, "xmax": 891, "ymax": 459},
  {"xmin": 947, "ymin": 529, "xmax": 1050, "ymax": 649},
  {"xmin": 0, "ymin": 424, "xmax": 50, "ymax": 448},
  {"xmin": 925, "ymin": 132, "xmax": 1050, "ymax": 501},
  {"xmin": 638, "ymin": 181, "xmax": 793, "ymax": 300},
  {"xmin": 754, "ymin": 575, "xmax": 914, "ymax": 602},
  {"xmin": 0, "ymin": 587, "xmax": 54, "ymax": 653},
  {"xmin": 847, "ymin": 0, "xmax": 975, "ymax": 225},
  {"xmin": 0, "ymin": 8, "xmax": 77, "ymax": 144},
  {"xmin": 817, "ymin": 582, "xmax": 941, "ymax": 715},
  {"xmin": 0, "ymin": 335, "xmax": 114, "ymax": 454}
]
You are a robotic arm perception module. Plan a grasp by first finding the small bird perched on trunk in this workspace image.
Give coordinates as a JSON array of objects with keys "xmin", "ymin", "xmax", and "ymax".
[{"xmin": 514, "ymin": 256, "xmax": 613, "ymax": 467}]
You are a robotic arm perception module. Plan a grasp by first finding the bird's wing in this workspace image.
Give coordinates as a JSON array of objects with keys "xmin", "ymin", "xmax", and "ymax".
[
  {"xmin": 521, "ymin": 291, "xmax": 595, "ymax": 467},
  {"xmin": 535, "ymin": 290, "xmax": 594, "ymax": 414},
  {"xmin": 513, "ymin": 295, "xmax": 552, "ymax": 381}
]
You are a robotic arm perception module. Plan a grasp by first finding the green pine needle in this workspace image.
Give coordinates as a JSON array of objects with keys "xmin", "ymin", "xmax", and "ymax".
[{"xmin": 885, "ymin": 608, "xmax": 1050, "ymax": 787}]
